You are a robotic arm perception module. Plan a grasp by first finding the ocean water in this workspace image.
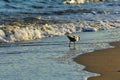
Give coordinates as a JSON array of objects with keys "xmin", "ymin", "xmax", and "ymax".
[
  {"xmin": 0, "ymin": 28, "xmax": 120, "ymax": 80},
  {"xmin": 0, "ymin": 0, "xmax": 120, "ymax": 80},
  {"xmin": 0, "ymin": 0, "xmax": 120, "ymax": 24}
]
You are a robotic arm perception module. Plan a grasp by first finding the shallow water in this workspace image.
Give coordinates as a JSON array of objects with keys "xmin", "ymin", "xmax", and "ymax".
[{"xmin": 0, "ymin": 28, "xmax": 120, "ymax": 80}]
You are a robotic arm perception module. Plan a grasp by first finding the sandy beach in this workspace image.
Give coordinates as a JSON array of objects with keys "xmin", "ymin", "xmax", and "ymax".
[{"xmin": 74, "ymin": 42, "xmax": 120, "ymax": 80}]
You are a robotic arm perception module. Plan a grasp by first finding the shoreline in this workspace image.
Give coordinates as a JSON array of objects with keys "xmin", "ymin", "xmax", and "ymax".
[{"xmin": 74, "ymin": 42, "xmax": 120, "ymax": 80}]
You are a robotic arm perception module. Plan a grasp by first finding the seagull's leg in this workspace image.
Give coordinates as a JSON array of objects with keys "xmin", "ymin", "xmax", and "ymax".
[
  {"xmin": 69, "ymin": 41, "xmax": 71, "ymax": 47},
  {"xmin": 74, "ymin": 42, "xmax": 75, "ymax": 47}
]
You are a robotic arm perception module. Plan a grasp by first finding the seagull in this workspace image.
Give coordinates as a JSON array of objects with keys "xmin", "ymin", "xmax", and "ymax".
[{"xmin": 67, "ymin": 34, "xmax": 80, "ymax": 47}]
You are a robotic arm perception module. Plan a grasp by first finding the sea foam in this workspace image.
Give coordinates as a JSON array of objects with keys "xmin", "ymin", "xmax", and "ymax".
[{"xmin": 0, "ymin": 20, "xmax": 118, "ymax": 43}]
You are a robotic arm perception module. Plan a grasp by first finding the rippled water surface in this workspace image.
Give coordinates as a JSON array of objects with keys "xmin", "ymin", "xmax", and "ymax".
[{"xmin": 0, "ymin": 0, "xmax": 120, "ymax": 24}]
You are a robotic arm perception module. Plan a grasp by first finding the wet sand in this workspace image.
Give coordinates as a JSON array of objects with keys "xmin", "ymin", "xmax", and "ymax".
[{"xmin": 74, "ymin": 42, "xmax": 120, "ymax": 80}]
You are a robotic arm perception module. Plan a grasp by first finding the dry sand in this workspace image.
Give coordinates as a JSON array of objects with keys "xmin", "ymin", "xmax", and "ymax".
[{"xmin": 74, "ymin": 42, "xmax": 120, "ymax": 80}]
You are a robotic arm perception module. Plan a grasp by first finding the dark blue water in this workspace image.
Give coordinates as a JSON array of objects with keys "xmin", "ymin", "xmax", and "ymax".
[{"xmin": 0, "ymin": 0, "xmax": 120, "ymax": 24}]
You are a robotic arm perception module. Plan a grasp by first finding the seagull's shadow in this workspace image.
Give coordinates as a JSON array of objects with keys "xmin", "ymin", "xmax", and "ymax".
[{"xmin": 69, "ymin": 43, "xmax": 80, "ymax": 50}]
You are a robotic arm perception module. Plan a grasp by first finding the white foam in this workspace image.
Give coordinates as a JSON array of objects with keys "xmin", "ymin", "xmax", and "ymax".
[{"xmin": 0, "ymin": 20, "xmax": 119, "ymax": 43}]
